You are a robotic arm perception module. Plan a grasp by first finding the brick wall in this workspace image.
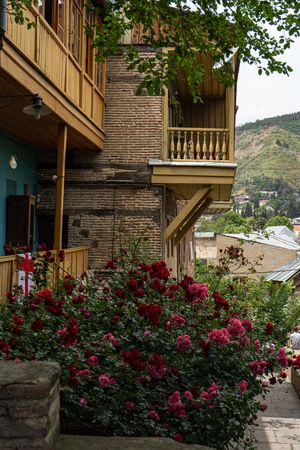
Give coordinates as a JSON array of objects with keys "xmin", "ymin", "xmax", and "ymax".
[
  {"xmin": 37, "ymin": 51, "xmax": 168, "ymax": 271},
  {"xmin": 37, "ymin": 50, "xmax": 196, "ymax": 275}
]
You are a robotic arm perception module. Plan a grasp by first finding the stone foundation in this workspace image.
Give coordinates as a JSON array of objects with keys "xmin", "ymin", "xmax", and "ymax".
[{"xmin": 0, "ymin": 361, "xmax": 60, "ymax": 450}]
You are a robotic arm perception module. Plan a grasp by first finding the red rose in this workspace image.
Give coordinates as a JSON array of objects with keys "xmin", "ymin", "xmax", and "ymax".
[
  {"xmin": 265, "ymin": 322, "xmax": 274, "ymax": 335},
  {"xmin": 58, "ymin": 250, "xmax": 65, "ymax": 262},
  {"xmin": 31, "ymin": 318, "xmax": 44, "ymax": 331},
  {"xmin": 13, "ymin": 315, "xmax": 25, "ymax": 326},
  {"xmin": 127, "ymin": 279, "xmax": 138, "ymax": 291}
]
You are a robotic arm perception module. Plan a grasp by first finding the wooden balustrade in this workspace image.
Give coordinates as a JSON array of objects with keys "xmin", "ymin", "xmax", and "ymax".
[
  {"xmin": 168, "ymin": 127, "xmax": 231, "ymax": 162},
  {"xmin": 0, "ymin": 247, "xmax": 89, "ymax": 302}
]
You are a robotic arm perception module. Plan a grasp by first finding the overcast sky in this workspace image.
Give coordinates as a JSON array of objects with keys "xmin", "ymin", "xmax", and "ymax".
[{"xmin": 236, "ymin": 38, "xmax": 300, "ymax": 126}]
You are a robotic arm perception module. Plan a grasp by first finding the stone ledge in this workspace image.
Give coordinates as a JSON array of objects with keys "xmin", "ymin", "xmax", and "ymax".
[
  {"xmin": 291, "ymin": 367, "xmax": 300, "ymax": 399},
  {"xmin": 55, "ymin": 436, "xmax": 215, "ymax": 450}
]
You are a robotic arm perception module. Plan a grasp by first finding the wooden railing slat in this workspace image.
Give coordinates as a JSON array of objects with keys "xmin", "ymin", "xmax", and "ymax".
[{"xmin": 166, "ymin": 127, "xmax": 232, "ymax": 162}]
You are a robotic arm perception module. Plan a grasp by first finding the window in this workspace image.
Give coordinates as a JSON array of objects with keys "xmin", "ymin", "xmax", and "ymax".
[
  {"xmin": 57, "ymin": 0, "xmax": 65, "ymax": 42},
  {"xmin": 38, "ymin": 0, "xmax": 65, "ymax": 42},
  {"xmin": 69, "ymin": 0, "xmax": 83, "ymax": 61},
  {"xmin": 84, "ymin": 5, "xmax": 94, "ymax": 77}
]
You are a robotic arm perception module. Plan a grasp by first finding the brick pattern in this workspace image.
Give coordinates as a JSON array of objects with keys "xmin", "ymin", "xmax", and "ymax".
[
  {"xmin": 0, "ymin": 361, "xmax": 60, "ymax": 449},
  {"xmin": 37, "ymin": 52, "xmax": 194, "ymax": 275}
]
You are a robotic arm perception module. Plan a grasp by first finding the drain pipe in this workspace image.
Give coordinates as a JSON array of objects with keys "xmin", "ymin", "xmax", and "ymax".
[{"xmin": 0, "ymin": 0, "xmax": 6, "ymax": 50}]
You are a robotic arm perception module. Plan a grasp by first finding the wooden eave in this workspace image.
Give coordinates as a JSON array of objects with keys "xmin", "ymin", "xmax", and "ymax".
[
  {"xmin": 172, "ymin": 51, "xmax": 239, "ymax": 99},
  {"xmin": 0, "ymin": 40, "xmax": 105, "ymax": 151}
]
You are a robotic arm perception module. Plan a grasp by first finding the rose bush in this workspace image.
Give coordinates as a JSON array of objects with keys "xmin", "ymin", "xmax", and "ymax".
[
  {"xmin": 195, "ymin": 247, "xmax": 300, "ymax": 347},
  {"xmin": 0, "ymin": 255, "xmax": 291, "ymax": 449}
]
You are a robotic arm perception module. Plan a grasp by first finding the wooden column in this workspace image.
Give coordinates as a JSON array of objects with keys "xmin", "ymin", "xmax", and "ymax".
[{"xmin": 54, "ymin": 124, "xmax": 67, "ymax": 254}]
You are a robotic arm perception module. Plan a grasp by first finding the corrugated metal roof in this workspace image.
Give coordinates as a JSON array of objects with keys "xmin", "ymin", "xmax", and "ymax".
[
  {"xmin": 223, "ymin": 232, "xmax": 300, "ymax": 251},
  {"xmin": 265, "ymin": 259, "xmax": 300, "ymax": 282},
  {"xmin": 264, "ymin": 226, "xmax": 297, "ymax": 241}
]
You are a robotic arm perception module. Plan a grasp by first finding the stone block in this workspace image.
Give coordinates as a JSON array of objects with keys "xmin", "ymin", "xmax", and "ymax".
[
  {"xmin": 291, "ymin": 367, "xmax": 300, "ymax": 399},
  {"xmin": 0, "ymin": 361, "xmax": 60, "ymax": 449}
]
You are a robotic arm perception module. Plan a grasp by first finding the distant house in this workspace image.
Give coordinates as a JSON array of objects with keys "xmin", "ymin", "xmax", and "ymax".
[
  {"xmin": 293, "ymin": 225, "xmax": 300, "ymax": 240},
  {"xmin": 195, "ymin": 226, "xmax": 300, "ymax": 279},
  {"xmin": 266, "ymin": 259, "xmax": 300, "ymax": 291},
  {"xmin": 259, "ymin": 191, "xmax": 278, "ymax": 198}
]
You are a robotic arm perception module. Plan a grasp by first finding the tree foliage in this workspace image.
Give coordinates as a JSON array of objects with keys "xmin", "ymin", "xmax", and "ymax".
[
  {"xmin": 7, "ymin": 0, "xmax": 300, "ymax": 98},
  {"xmin": 264, "ymin": 215, "xmax": 293, "ymax": 230},
  {"xmin": 197, "ymin": 211, "xmax": 253, "ymax": 234}
]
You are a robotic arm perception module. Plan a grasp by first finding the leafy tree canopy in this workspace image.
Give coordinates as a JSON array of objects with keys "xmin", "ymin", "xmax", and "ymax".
[
  {"xmin": 263, "ymin": 215, "xmax": 293, "ymax": 230},
  {"xmin": 7, "ymin": 0, "xmax": 300, "ymax": 99},
  {"xmin": 197, "ymin": 211, "xmax": 253, "ymax": 234}
]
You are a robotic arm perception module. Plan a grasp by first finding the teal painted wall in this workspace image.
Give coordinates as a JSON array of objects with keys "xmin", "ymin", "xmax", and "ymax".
[{"xmin": 0, "ymin": 135, "xmax": 39, "ymax": 256}]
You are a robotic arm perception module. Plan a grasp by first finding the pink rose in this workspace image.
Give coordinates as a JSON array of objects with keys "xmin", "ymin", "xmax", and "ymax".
[
  {"xmin": 239, "ymin": 380, "xmax": 248, "ymax": 394},
  {"xmin": 184, "ymin": 390, "xmax": 193, "ymax": 400},
  {"xmin": 78, "ymin": 369, "xmax": 90, "ymax": 378},
  {"xmin": 277, "ymin": 347, "xmax": 288, "ymax": 367},
  {"xmin": 79, "ymin": 398, "xmax": 88, "ymax": 407},
  {"xmin": 144, "ymin": 330, "xmax": 151, "ymax": 337},
  {"xmin": 177, "ymin": 334, "xmax": 192, "ymax": 352},
  {"xmin": 254, "ymin": 339, "xmax": 261, "ymax": 352},
  {"xmin": 227, "ymin": 318, "xmax": 245, "ymax": 337},
  {"xmin": 168, "ymin": 391, "xmax": 186, "ymax": 417},
  {"xmin": 86, "ymin": 355, "xmax": 99, "ymax": 366},
  {"xmin": 125, "ymin": 401, "xmax": 135, "ymax": 411},
  {"xmin": 149, "ymin": 410, "xmax": 160, "ymax": 421},
  {"xmin": 98, "ymin": 373, "xmax": 117, "ymax": 387},
  {"xmin": 188, "ymin": 283, "xmax": 208, "ymax": 300},
  {"xmin": 102, "ymin": 333, "xmax": 117, "ymax": 347},
  {"xmin": 207, "ymin": 383, "xmax": 219, "ymax": 398},
  {"xmin": 240, "ymin": 336, "xmax": 250, "ymax": 347},
  {"xmin": 208, "ymin": 328, "xmax": 230, "ymax": 346}
]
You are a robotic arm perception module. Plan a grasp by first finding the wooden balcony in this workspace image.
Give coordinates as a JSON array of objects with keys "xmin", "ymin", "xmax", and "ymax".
[
  {"xmin": 0, "ymin": 247, "xmax": 89, "ymax": 302},
  {"xmin": 1, "ymin": 2, "xmax": 105, "ymax": 151}
]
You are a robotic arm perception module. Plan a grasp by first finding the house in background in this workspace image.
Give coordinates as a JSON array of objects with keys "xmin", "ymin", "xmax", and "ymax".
[
  {"xmin": 266, "ymin": 259, "xmax": 300, "ymax": 291},
  {"xmin": 0, "ymin": 1, "xmax": 239, "ymax": 297},
  {"xmin": 195, "ymin": 226, "xmax": 300, "ymax": 279}
]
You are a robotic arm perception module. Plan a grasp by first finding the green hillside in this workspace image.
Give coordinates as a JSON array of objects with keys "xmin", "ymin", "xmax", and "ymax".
[{"xmin": 235, "ymin": 112, "xmax": 300, "ymax": 193}]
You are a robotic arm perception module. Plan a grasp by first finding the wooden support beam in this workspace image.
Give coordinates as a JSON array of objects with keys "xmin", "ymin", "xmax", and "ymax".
[
  {"xmin": 54, "ymin": 124, "xmax": 67, "ymax": 253},
  {"xmin": 174, "ymin": 196, "xmax": 213, "ymax": 246},
  {"xmin": 164, "ymin": 187, "xmax": 212, "ymax": 242}
]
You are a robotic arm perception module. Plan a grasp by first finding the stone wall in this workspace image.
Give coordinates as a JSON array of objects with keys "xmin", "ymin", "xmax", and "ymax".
[{"xmin": 0, "ymin": 361, "xmax": 60, "ymax": 449}]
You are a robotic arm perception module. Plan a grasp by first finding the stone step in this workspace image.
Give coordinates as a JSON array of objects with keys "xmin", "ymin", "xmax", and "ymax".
[{"xmin": 55, "ymin": 436, "xmax": 215, "ymax": 450}]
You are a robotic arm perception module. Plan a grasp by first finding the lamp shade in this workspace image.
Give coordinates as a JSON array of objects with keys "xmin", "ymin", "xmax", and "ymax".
[{"xmin": 22, "ymin": 94, "xmax": 52, "ymax": 120}]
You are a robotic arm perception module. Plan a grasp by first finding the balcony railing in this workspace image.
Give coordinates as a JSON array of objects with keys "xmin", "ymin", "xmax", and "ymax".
[
  {"xmin": 167, "ymin": 127, "xmax": 233, "ymax": 162},
  {"xmin": 0, "ymin": 247, "xmax": 89, "ymax": 302},
  {"xmin": 5, "ymin": 6, "xmax": 105, "ymax": 128}
]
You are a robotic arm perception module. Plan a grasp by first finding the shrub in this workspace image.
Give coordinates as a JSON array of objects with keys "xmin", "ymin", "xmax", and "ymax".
[
  {"xmin": 195, "ymin": 247, "xmax": 300, "ymax": 347},
  {"xmin": 0, "ymin": 256, "xmax": 290, "ymax": 449}
]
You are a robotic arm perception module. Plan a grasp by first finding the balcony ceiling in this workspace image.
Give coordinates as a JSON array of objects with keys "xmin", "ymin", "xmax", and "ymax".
[
  {"xmin": 0, "ymin": 70, "xmax": 100, "ymax": 152},
  {"xmin": 173, "ymin": 53, "xmax": 226, "ymax": 98}
]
